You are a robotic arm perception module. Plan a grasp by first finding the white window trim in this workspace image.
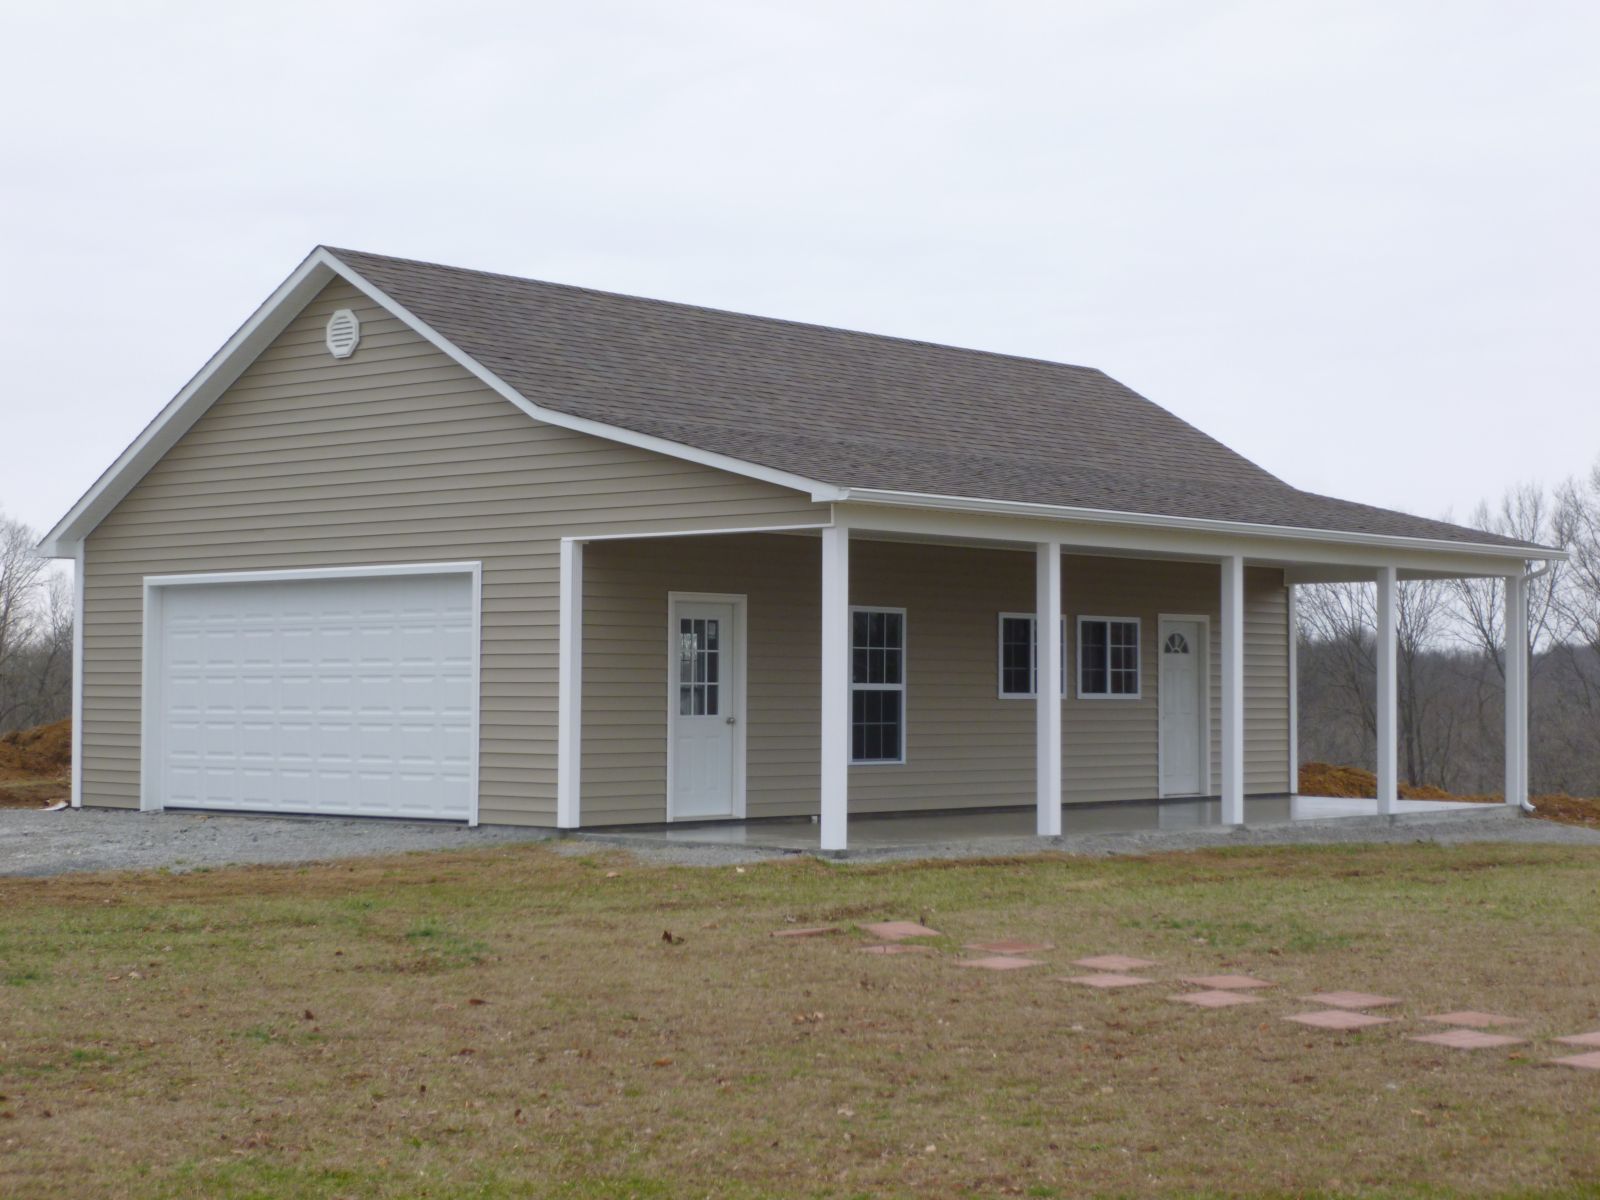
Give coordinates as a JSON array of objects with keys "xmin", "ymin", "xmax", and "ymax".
[
  {"xmin": 849, "ymin": 605, "xmax": 907, "ymax": 766},
  {"xmin": 996, "ymin": 613, "xmax": 1067, "ymax": 699},
  {"xmin": 1076, "ymin": 614, "xmax": 1142, "ymax": 700}
]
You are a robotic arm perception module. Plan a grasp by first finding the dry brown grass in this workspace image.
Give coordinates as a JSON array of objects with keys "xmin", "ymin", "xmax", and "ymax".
[{"xmin": 2, "ymin": 841, "xmax": 1599, "ymax": 1198}]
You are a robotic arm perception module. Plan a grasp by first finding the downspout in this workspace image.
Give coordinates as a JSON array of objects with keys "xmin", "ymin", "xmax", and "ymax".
[{"xmin": 1515, "ymin": 560, "xmax": 1552, "ymax": 813}]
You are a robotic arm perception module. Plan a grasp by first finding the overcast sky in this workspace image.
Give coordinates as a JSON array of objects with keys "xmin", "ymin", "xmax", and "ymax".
[{"xmin": 3, "ymin": 1, "xmax": 1596, "ymax": 546}]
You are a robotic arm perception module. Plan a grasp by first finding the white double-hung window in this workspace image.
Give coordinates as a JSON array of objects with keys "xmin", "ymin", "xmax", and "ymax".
[
  {"xmin": 851, "ymin": 607, "xmax": 905, "ymax": 763},
  {"xmin": 1077, "ymin": 616, "xmax": 1140, "ymax": 698},
  {"xmin": 996, "ymin": 614, "xmax": 1066, "ymax": 698}
]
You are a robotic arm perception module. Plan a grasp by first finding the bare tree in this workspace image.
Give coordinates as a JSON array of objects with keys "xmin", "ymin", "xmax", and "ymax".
[
  {"xmin": 1448, "ymin": 484, "xmax": 1566, "ymax": 675},
  {"xmin": 1555, "ymin": 461, "xmax": 1600, "ymax": 665},
  {"xmin": 0, "ymin": 514, "xmax": 50, "ymax": 731},
  {"xmin": 1396, "ymin": 577, "xmax": 1451, "ymax": 786}
]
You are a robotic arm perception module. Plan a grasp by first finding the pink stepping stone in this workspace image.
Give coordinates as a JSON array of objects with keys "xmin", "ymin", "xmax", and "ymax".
[
  {"xmin": 966, "ymin": 940, "xmax": 1053, "ymax": 955},
  {"xmin": 1173, "ymin": 989, "xmax": 1262, "ymax": 1008},
  {"xmin": 1554, "ymin": 1032, "xmax": 1600, "ymax": 1048},
  {"xmin": 1063, "ymin": 973, "xmax": 1151, "ymax": 989},
  {"xmin": 862, "ymin": 921, "xmax": 941, "ymax": 942},
  {"xmin": 1181, "ymin": 974, "xmax": 1274, "ymax": 991},
  {"xmin": 770, "ymin": 926, "xmax": 840, "ymax": 938},
  {"xmin": 1552, "ymin": 1051, "xmax": 1600, "ymax": 1071},
  {"xmin": 1425, "ymin": 1011, "xmax": 1524, "ymax": 1028},
  {"xmin": 1073, "ymin": 955, "xmax": 1158, "ymax": 971},
  {"xmin": 956, "ymin": 955, "xmax": 1039, "ymax": 971},
  {"xmin": 1285, "ymin": 1010, "xmax": 1394, "ymax": 1030},
  {"xmin": 858, "ymin": 944, "xmax": 930, "ymax": 955},
  {"xmin": 1302, "ymin": 991, "xmax": 1401, "ymax": 1010},
  {"xmin": 1409, "ymin": 1029, "xmax": 1526, "ymax": 1049}
]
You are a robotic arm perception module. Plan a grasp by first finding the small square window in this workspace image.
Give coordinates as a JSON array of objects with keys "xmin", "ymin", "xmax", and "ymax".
[
  {"xmin": 1078, "ymin": 617, "xmax": 1140, "ymax": 698},
  {"xmin": 996, "ymin": 614, "xmax": 1066, "ymax": 698}
]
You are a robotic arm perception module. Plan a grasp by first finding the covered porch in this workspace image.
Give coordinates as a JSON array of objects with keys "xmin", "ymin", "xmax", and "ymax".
[{"xmin": 555, "ymin": 503, "xmax": 1535, "ymax": 853}]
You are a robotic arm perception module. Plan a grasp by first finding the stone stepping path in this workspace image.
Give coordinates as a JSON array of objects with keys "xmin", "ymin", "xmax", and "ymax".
[
  {"xmin": 858, "ymin": 943, "xmax": 930, "ymax": 955},
  {"xmin": 1064, "ymin": 972, "xmax": 1152, "ymax": 989},
  {"xmin": 1426, "ymin": 1011, "xmax": 1524, "ymax": 1028},
  {"xmin": 1286, "ymin": 1010, "xmax": 1394, "ymax": 1030},
  {"xmin": 1303, "ymin": 991, "xmax": 1401, "ymax": 1009},
  {"xmin": 769, "ymin": 925, "xmax": 840, "ymax": 939},
  {"xmin": 1074, "ymin": 955, "xmax": 1158, "ymax": 971},
  {"xmin": 956, "ymin": 954, "xmax": 1040, "ymax": 971},
  {"xmin": 1410, "ymin": 1029, "xmax": 1526, "ymax": 1049},
  {"xmin": 1181, "ymin": 974, "xmax": 1274, "ymax": 991},
  {"xmin": 1174, "ymin": 989, "xmax": 1262, "ymax": 1008},
  {"xmin": 1554, "ymin": 1031, "xmax": 1600, "ymax": 1048},
  {"xmin": 822, "ymin": 929, "xmax": 1598, "ymax": 1071}
]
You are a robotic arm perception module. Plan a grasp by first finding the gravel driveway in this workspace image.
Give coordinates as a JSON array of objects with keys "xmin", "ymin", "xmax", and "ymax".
[{"xmin": 2, "ymin": 805, "xmax": 1597, "ymax": 878}]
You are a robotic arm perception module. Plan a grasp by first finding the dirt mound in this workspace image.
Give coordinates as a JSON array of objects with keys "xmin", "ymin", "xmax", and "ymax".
[
  {"xmin": 0, "ymin": 718, "xmax": 72, "ymax": 781},
  {"xmin": 1525, "ymin": 793, "xmax": 1600, "ymax": 828},
  {"xmin": 1298, "ymin": 762, "xmax": 1482, "ymax": 803},
  {"xmin": 1299, "ymin": 761, "xmax": 1600, "ymax": 826}
]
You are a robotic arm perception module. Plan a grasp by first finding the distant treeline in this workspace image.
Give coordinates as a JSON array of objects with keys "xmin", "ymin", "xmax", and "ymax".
[{"xmin": 1297, "ymin": 462, "xmax": 1600, "ymax": 797}]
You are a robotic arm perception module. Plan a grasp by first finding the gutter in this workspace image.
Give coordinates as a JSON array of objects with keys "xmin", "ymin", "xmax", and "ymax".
[{"xmin": 832, "ymin": 487, "xmax": 1566, "ymax": 563}]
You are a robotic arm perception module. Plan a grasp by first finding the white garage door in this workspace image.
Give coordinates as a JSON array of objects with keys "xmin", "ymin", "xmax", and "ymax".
[{"xmin": 150, "ymin": 568, "xmax": 477, "ymax": 821}]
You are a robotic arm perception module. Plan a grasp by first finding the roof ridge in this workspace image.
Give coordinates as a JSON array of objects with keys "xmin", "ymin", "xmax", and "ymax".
[{"xmin": 321, "ymin": 245, "xmax": 1112, "ymax": 379}]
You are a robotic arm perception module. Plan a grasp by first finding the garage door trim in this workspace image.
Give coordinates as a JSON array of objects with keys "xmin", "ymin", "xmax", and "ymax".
[{"xmin": 139, "ymin": 561, "xmax": 482, "ymax": 824}]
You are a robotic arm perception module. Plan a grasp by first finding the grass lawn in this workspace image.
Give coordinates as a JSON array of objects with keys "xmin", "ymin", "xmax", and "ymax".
[{"xmin": 2, "ymin": 842, "xmax": 1599, "ymax": 1198}]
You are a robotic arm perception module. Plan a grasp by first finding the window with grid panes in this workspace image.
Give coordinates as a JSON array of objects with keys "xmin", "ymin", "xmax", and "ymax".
[
  {"xmin": 1077, "ymin": 617, "xmax": 1140, "ymax": 697},
  {"xmin": 850, "ymin": 608, "xmax": 904, "ymax": 763}
]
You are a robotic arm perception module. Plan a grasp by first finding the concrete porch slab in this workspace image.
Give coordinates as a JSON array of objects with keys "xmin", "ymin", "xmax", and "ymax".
[{"xmin": 564, "ymin": 801, "xmax": 1563, "ymax": 865}]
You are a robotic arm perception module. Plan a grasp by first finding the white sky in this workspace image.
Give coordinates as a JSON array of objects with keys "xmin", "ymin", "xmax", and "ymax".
[{"xmin": 2, "ymin": 0, "xmax": 1596, "ymax": 543}]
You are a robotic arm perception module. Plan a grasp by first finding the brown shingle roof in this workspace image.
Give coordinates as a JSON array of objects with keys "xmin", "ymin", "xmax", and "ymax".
[{"xmin": 326, "ymin": 247, "xmax": 1540, "ymax": 551}]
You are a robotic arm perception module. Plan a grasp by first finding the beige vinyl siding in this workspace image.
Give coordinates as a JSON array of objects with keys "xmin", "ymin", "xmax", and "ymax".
[
  {"xmin": 80, "ymin": 280, "xmax": 828, "ymax": 821},
  {"xmin": 579, "ymin": 538, "xmax": 1291, "ymax": 824}
]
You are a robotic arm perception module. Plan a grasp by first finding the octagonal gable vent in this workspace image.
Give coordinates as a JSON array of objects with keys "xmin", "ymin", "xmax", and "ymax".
[{"xmin": 325, "ymin": 308, "xmax": 361, "ymax": 359}]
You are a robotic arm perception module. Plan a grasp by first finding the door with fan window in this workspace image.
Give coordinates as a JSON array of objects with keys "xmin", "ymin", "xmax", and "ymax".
[{"xmin": 1158, "ymin": 616, "xmax": 1206, "ymax": 796}]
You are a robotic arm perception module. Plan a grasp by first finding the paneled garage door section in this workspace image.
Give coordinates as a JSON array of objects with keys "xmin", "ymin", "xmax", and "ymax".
[{"xmin": 155, "ymin": 572, "xmax": 476, "ymax": 820}]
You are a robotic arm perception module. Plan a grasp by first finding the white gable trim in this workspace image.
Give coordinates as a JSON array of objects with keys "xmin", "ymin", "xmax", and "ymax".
[
  {"xmin": 38, "ymin": 247, "xmax": 845, "ymax": 557},
  {"xmin": 38, "ymin": 251, "xmax": 338, "ymax": 557}
]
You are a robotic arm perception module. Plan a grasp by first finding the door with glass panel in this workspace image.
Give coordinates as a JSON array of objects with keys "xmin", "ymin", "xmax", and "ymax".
[
  {"xmin": 1158, "ymin": 616, "xmax": 1206, "ymax": 796},
  {"xmin": 668, "ymin": 597, "xmax": 742, "ymax": 819}
]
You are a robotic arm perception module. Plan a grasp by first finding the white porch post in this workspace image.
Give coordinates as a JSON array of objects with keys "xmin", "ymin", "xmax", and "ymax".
[
  {"xmin": 71, "ymin": 541, "xmax": 84, "ymax": 809},
  {"xmin": 1375, "ymin": 566, "xmax": 1399, "ymax": 815},
  {"xmin": 1505, "ymin": 570, "xmax": 1528, "ymax": 808},
  {"xmin": 1035, "ymin": 541, "xmax": 1063, "ymax": 836},
  {"xmin": 1220, "ymin": 555, "xmax": 1245, "ymax": 825},
  {"xmin": 556, "ymin": 537, "xmax": 584, "ymax": 829},
  {"xmin": 820, "ymin": 525, "xmax": 851, "ymax": 851},
  {"xmin": 1286, "ymin": 583, "xmax": 1298, "ymax": 796}
]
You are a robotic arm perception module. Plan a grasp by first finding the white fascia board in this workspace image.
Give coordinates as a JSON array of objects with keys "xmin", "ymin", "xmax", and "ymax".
[
  {"xmin": 836, "ymin": 487, "xmax": 1561, "ymax": 569},
  {"xmin": 37, "ymin": 251, "xmax": 341, "ymax": 558},
  {"xmin": 318, "ymin": 254, "xmax": 848, "ymax": 505},
  {"xmin": 38, "ymin": 248, "xmax": 843, "ymax": 559}
]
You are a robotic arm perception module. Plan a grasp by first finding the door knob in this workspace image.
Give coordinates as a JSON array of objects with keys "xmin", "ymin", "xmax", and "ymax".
[{"xmin": 726, "ymin": 716, "xmax": 737, "ymax": 725}]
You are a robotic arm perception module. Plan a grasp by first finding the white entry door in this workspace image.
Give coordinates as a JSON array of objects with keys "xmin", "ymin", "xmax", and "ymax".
[
  {"xmin": 668, "ymin": 596, "xmax": 743, "ymax": 820},
  {"xmin": 1158, "ymin": 617, "xmax": 1206, "ymax": 797}
]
